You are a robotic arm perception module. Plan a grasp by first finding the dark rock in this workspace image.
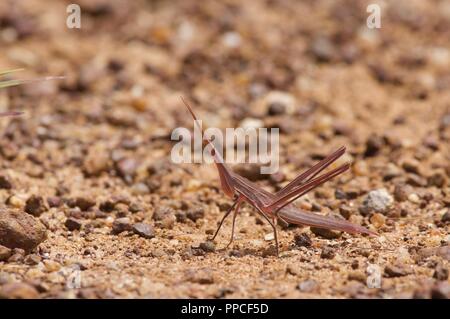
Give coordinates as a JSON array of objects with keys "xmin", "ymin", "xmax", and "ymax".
[
  {"xmin": 334, "ymin": 189, "xmax": 347, "ymax": 200},
  {"xmin": 442, "ymin": 210, "xmax": 450, "ymax": 223},
  {"xmin": 65, "ymin": 218, "xmax": 82, "ymax": 231},
  {"xmin": 339, "ymin": 205, "xmax": 352, "ymax": 219},
  {"xmin": 320, "ymin": 246, "xmax": 335, "ymax": 259},
  {"xmin": 311, "ymin": 227, "xmax": 341, "ymax": 239},
  {"xmin": 99, "ymin": 200, "xmax": 116, "ymax": 212},
  {"xmin": 132, "ymin": 223, "xmax": 155, "ymax": 239},
  {"xmin": 0, "ymin": 175, "xmax": 12, "ymax": 189},
  {"xmin": 267, "ymin": 102, "xmax": 286, "ymax": 116},
  {"xmin": 175, "ymin": 210, "xmax": 187, "ymax": 223},
  {"xmin": 186, "ymin": 207, "xmax": 205, "ymax": 222},
  {"xmin": 364, "ymin": 134, "xmax": 384, "ymax": 157},
  {"xmin": 294, "ymin": 233, "xmax": 312, "ymax": 247},
  {"xmin": 24, "ymin": 195, "xmax": 47, "ymax": 217},
  {"xmin": 0, "ymin": 210, "xmax": 47, "ymax": 252},
  {"xmin": 67, "ymin": 197, "xmax": 96, "ymax": 211},
  {"xmin": 262, "ymin": 245, "xmax": 277, "ymax": 257}
]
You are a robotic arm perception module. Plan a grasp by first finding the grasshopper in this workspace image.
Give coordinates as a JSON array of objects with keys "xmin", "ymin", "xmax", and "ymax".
[{"xmin": 181, "ymin": 97, "xmax": 377, "ymax": 256}]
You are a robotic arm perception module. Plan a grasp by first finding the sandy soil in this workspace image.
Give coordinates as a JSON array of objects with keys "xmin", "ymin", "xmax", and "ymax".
[{"xmin": 0, "ymin": 0, "xmax": 449, "ymax": 298}]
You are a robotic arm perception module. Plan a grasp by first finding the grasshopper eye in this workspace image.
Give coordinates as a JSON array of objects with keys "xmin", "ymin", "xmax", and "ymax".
[{"xmin": 210, "ymin": 149, "xmax": 216, "ymax": 156}]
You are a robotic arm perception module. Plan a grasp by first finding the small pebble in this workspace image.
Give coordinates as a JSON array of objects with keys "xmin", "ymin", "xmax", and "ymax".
[
  {"xmin": 112, "ymin": 217, "xmax": 132, "ymax": 234},
  {"xmin": 24, "ymin": 254, "xmax": 41, "ymax": 265},
  {"xmin": 0, "ymin": 175, "xmax": 12, "ymax": 189},
  {"xmin": 0, "ymin": 210, "xmax": 47, "ymax": 252},
  {"xmin": 83, "ymin": 145, "xmax": 110, "ymax": 176},
  {"xmin": 43, "ymin": 260, "xmax": 61, "ymax": 272},
  {"xmin": 132, "ymin": 223, "xmax": 155, "ymax": 239},
  {"xmin": 47, "ymin": 196, "xmax": 62, "ymax": 208},
  {"xmin": 0, "ymin": 245, "xmax": 12, "ymax": 261},
  {"xmin": 320, "ymin": 246, "xmax": 335, "ymax": 259},
  {"xmin": 402, "ymin": 159, "xmax": 422, "ymax": 175},
  {"xmin": 408, "ymin": 193, "xmax": 420, "ymax": 204},
  {"xmin": 294, "ymin": 233, "xmax": 312, "ymax": 247},
  {"xmin": 311, "ymin": 227, "xmax": 341, "ymax": 239},
  {"xmin": 370, "ymin": 213, "xmax": 386, "ymax": 228},
  {"xmin": 65, "ymin": 218, "xmax": 82, "ymax": 231},
  {"xmin": 67, "ymin": 197, "xmax": 96, "ymax": 211},
  {"xmin": 152, "ymin": 206, "xmax": 175, "ymax": 221},
  {"xmin": 131, "ymin": 183, "xmax": 150, "ymax": 195},
  {"xmin": 418, "ymin": 246, "xmax": 450, "ymax": 261},
  {"xmin": 310, "ymin": 36, "xmax": 335, "ymax": 62},
  {"xmin": 360, "ymin": 188, "xmax": 393, "ymax": 215},
  {"xmin": 406, "ymin": 174, "xmax": 427, "ymax": 187},
  {"xmin": 339, "ymin": 205, "xmax": 352, "ymax": 219},
  {"xmin": 442, "ymin": 210, "xmax": 450, "ymax": 223},
  {"xmin": 286, "ymin": 264, "xmax": 300, "ymax": 276},
  {"xmin": 6, "ymin": 195, "xmax": 25, "ymax": 208},
  {"xmin": 393, "ymin": 184, "xmax": 412, "ymax": 202},
  {"xmin": 8, "ymin": 253, "xmax": 24, "ymax": 263},
  {"xmin": 199, "ymin": 241, "xmax": 215, "ymax": 253},
  {"xmin": 186, "ymin": 207, "xmax": 205, "ymax": 222},
  {"xmin": 114, "ymin": 157, "xmax": 138, "ymax": 181},
  {"xmin": 364, "ymin": 134, "xmax": 384, "ymax": 157},
  {"xmin": 384, "ymin": 264, "xmax": 411, "ymax": 277},
  {"xmin": 428, "ymin": 171, "xmax": 447, "ymax": 188},
  {"xmin": 297, "ymin": 279, "xmax": 318, "ymax": 292},
  {"xmin": 25, "ymin": 195, "xmax": 47, "ymax": 217}
]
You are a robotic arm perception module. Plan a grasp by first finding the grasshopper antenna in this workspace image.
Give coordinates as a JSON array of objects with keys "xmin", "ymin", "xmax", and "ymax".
[{"xmin": 180, "ymin": 96, "xmax": 204, "ymax": 135}]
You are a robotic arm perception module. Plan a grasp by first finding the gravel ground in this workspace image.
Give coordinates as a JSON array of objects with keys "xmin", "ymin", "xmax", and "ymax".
[{"xmin": 0, "ymin": 0, "xmax": 449, "ymax": 299}]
